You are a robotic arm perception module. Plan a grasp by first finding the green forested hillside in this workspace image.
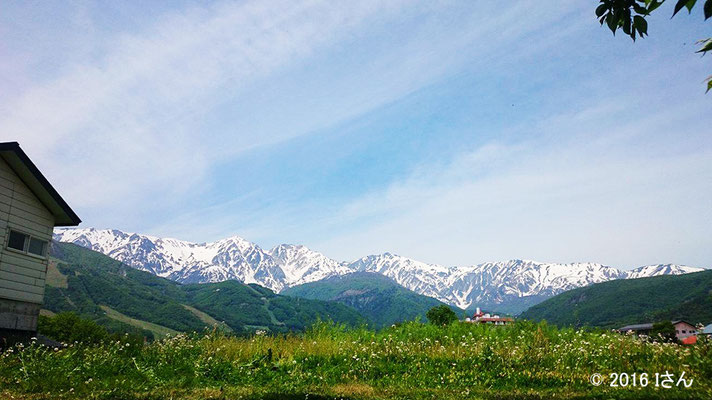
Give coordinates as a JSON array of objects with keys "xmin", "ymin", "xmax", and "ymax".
[
  {"xmin": 520, "ymin": 270, "xmax": 712, "ymax": 328},
  {"xmin": 44, "ymin": 242, "xmax": 366, "ymax": 337},
  {"xmin": 282, "ymin": 272, "xmax": 462, "ymax": 327}
]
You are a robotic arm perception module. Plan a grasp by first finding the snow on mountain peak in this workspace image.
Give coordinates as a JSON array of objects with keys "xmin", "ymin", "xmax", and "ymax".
[
  {"xmin": 624, "ymin": 264, "xmax": 703, "ymax": 279},
  {"xmin": 53, "ymin": 228, "xmax": 705, "ymax": 313}
]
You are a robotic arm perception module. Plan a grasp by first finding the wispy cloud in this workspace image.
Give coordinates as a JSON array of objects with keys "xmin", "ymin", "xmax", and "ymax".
[
  {"xmin": 3, "ymin": 0, "xmax": 410, "ymax": 209},
  {"xmin": 312, "ymin": 97, "xmax": 712, "ymax": 268},
  {"xmin": 4, "ymin": 1, "xmax": 710, "ymax": 267},
  {"xmin": 122, "ymin": 1, "xmax": 587, "ymax": 240}
]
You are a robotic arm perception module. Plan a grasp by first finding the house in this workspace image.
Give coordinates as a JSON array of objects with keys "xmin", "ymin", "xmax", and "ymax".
[
  {"xmin": 672, "ymin": 320, "xmax": 696, "ymax": 340},
  {"xmin": 678, "ymin": 323, "xmax": 710, "ymax": 345},
  {"xmin": 616, "ymin": 320, "xmax": 698, "ymax": 341},
  {"xmin": 465, "ymin": 307, "xmax": 514, "ymax": 325},
  {"xmin": 0, "ymin": 142, "xmax": 81, "ymax": 343}
]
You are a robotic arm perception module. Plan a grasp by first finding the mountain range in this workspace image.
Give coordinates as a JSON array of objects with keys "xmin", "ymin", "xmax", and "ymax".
[
  {"xmin": 521, "ymin": 269, "xmax": 712, "ymax": 328},
  {"xmin": 53, "ymin": 228, "xmax": 705, "ymax": 314},
  {"xmin": 46, "ymin": 241, "xmax": 365, "ymax": 337}
]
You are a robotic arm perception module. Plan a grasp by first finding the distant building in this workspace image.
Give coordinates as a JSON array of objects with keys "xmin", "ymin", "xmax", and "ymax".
[
  {"xmin": 616, "ymin": 320, "xmax": 697, "ymax": 341},
  {"xmin": 465, "ymin": 307, "xmax": 513, "ymax": 325},
  {"xmin": 617, "ymin": 323, "xmax": 653, "ymax": 336},
  {"xmin": 472, "ymin": 307, "xmax": 484, "ymax": 319},
  {"xmin": 0, "ymin": 142, "xmax": 81, "ymax": 344},
  {"xmin": 703, "ymin": 324, "xmax": 712, "ymax": 335},
  {"xmin": 672, "ymin": 321, "xmax": 697, "ymax": 340}
]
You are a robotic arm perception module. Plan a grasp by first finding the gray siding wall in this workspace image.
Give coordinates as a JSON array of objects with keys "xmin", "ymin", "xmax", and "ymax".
[{"xmin": 0, "ymin": 156, "xmax": 54, "ymax": 309}]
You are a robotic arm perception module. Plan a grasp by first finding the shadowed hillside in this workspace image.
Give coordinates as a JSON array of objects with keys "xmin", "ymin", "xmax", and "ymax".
[{"xmin": 521, "ymin": 270, "xmax": 712, "ymax": 328}]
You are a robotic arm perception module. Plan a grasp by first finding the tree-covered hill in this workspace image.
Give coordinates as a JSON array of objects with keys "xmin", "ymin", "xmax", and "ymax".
[
  {"xmin": 282, "ymin": 272, "xmax": 463, "ymax": 327},
  {"xmin": 520, "ymin": 269, "xmax": 712, "ymax": 329},
  {"xmin": 44, "ymin": 242, "xmax": 366, "ymax": 337}
]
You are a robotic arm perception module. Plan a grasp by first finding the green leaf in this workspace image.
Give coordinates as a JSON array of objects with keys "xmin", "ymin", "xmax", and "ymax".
[
  {"xmin": 696, "ymin": 38, "xmax": 712, "ymax": 53},
  {"xmin": 623, "ymin": 15, "xmax": 632, "ymax": 35},
  {"xmin": 707, "ymin": 79, "xmax": 712, "ymax": 93},
  {"xmin": 685, "ymin": 0, "xmax": 698, "ymax": 12},
  {"xmin": 607, "ymin": 14, "xmax": 618, "ymax": 33},
  {"xmin": 705, "ymin": 0, "xmax": 712, "ymax": 19},
  {"xmin": 634, "ymin": 16, "xmax": 648, "ymax": 36},
  {"xmin": 647, "ymin": 0, "xmax": 663, "ymax": 12},
  {"xmin": 673, "ymin": 0, "xmax": 689, "ymax": 16},
  {"xmin": 623, "ymin": 9, "xmax": 633, "ymax": 38},
  {"xmin": 633, "ymin": 3, "xmax": 648, "ymax": 14},
  {"xmin": 596, "ymin": 4, "xmax": 608, "ymax": 17}
]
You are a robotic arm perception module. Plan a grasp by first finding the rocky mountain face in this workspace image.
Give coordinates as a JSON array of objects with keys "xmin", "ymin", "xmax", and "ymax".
[{"xmin": 53, "ymin": 228, "xmax": 704, "ymax": 314}]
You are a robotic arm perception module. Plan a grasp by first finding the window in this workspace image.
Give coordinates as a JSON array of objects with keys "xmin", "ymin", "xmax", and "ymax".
[
  {"xmin": 7, "ymin": 230, "xmax": 28, "ymax": 251},
  {"xmin": 6, "ymin": 229, "xmax": 48, "ymax": 258},
  {"xmin": 28, "ymin": 237, "xmax": 48, "ymax": 257}
]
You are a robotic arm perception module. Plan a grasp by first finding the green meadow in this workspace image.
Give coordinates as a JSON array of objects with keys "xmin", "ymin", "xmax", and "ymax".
[{"xmin": 1, "ymin": 321, "xmax": 710, "ymax": 400}]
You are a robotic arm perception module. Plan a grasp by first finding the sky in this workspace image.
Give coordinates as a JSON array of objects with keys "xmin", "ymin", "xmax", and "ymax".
[{"xmin": 1, "ymin": 1, "xmax": 710, "ymax": 269}]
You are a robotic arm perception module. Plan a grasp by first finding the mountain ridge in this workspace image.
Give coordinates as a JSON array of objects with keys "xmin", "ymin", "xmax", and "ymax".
[
  {"xmin": 282, "ymin": 272, "xmax": 460, "ymax": 327},
  {"xmin": 54, "ymin": 228, "xmax": 705, "ymax": 314},
  {"xmin": 46, "ymin": 241, "xmax": 366, "ymax": 336},
  {"xmin": 520, "ymin": 269, "xmax": 712, "ymax": 328}
]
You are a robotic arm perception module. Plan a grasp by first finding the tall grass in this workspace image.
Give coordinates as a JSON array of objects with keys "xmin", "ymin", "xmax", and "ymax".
[{"xmin": 1, "ymin": 321, "xmax": 710, "ymax": 399}]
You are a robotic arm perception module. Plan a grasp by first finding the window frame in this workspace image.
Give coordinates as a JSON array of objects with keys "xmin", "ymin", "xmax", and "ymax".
[
  {"xmin": 7, "ymin": 229, "xmax": 29, "ymax": 252},
  {"xmin": 5, "ymin": 228, "xmax": 49, "ymax": 260},
  {"xmin": 28, "ymin": 236, "xmax": 48, "ymax": 258}
]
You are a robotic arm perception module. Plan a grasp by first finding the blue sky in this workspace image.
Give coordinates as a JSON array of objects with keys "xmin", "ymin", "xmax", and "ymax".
[{"xmin": 2, "ymin": 1, "xmax": 710, "ymax": 268}]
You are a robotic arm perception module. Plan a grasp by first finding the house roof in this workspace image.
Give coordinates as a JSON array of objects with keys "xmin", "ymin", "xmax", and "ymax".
[
  {"xmin": 704, "ymin": 324, "xmax": 712, "ymax": 334},
  {"xmin": 671, "ymin": 320, "xmax": 695, "ymax": 327},
  {"xmin": 0, "ymin": 142, "xmax": 81, "ymax": 227},
  {"xmin": 618, "ymin": 320, "xmax": 697, "ymax": 332},
  {"xmin": 617, "ymin": 323, "xmax": 653, "ymax": 332}
]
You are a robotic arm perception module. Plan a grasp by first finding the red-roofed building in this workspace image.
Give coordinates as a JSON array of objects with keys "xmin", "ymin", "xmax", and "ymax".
[{"xmin": 464, "ymin": 307, "xmax": 514, "ymax": 325}]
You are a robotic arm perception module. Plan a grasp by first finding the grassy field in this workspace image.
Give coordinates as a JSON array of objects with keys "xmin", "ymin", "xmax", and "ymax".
[
  {"xmin": 99, "ymin": 306, "xmax": 179, "ymax": 338},
  {"xmin": 1, "ymin": 321, "xmax": 710, "ymax": 399},
  {"xmin": 182, "ymin": 305, "xmax": 233, "ymax": 332}
]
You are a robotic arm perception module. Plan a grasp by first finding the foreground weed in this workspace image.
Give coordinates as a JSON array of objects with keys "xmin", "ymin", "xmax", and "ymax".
[{"xmin": 1, "ymin": 322, "xmax": 710, "ymax": 399}]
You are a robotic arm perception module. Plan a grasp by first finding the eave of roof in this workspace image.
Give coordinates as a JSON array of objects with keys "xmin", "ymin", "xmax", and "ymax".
[
  {"xmin": 671, "ymin": 320, "xmax": 695, "ymax": 327},
  {"xmin": 617, "ymin": 323, "xmax": 653, "ymax": 331},
  {"xmin": 0, "ymin": 142, "xmax": 81, "ymax": 227}
]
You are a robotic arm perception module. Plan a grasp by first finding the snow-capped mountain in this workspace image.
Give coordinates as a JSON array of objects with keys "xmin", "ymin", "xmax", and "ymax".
[
  {"xmin": 347, "ymin": 255, "xmax": 628, "ymax": 313},
  {"xmin": 624, "ymin": 264, "xmax": 701, "ymax": 279},
  {"xmin": 53, "ymin": 228, "xmax": 288, "ymax": 290},
  {"xmin": 270, "ymin": 244, "xmax": 352, "ymax": 286},
  {"xmin": 53, "ymin": 228, "xmax": 705, "ymax": 314}
]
